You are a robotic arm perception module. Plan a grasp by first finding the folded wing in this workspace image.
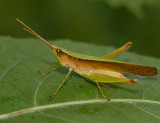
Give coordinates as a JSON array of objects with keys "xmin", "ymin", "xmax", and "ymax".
[{"xmin": 88, "ymin": 60, "xmax": 157, "ymax": 76}]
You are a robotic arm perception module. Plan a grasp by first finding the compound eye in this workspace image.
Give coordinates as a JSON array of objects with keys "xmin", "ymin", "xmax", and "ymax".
[
  {"xmin": 57, "ymin": 49, "xmax": 61, "ymax": 52},
  {"xmin": 56, "ymin": 48, "xmax": 63, "ymax": 56}
]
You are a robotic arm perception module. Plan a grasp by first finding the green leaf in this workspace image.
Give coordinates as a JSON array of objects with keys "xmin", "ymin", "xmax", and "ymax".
[{"xmin": 0, "ymin": 36, "xmax": 160, "ymax": 122}]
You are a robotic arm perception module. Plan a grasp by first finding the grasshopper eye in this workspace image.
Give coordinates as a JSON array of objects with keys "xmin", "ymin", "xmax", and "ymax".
[
  {"xmin": 57, "ymin": 49, "xmax": 61, "ymax": 52},
  {"xmin": 56, "ymin": 48, "xmax": 63, "ymax": 57}
]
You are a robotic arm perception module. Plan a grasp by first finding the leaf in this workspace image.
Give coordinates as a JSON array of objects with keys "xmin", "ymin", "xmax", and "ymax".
[
  {"xmin": 0, "ymin": 36, "xmax": 160, "ymax": 122},
  {"xmin": 90, "ymin": 0, "xmax": 160, "ymax": 18}
]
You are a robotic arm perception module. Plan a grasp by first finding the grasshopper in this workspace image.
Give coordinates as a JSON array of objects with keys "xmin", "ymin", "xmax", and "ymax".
[{"xmin": 17, "ymin": 19, "xmax": 157, "ymax": 101}]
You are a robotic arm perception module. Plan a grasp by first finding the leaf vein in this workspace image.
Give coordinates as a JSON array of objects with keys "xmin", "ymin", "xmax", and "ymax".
[
  {"xmin": 33, "ymin": 69, "xmax": 56, "ymax": 106},
  {"xmin": 133, "ymin": 104, "xmax": 160, "ymax": 120},
  {"xmin": 0, "ymin": 99, "xmax": 160, "ymax": 120},
  {"xmin": 0, "ymin": 56, "xmax": 35, "ymax": 83}
]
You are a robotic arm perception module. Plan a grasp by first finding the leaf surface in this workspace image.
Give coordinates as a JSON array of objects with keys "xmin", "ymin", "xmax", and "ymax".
[{"xmin": 0, "ymin": 36, "xmax": 160, "ymax": 122}]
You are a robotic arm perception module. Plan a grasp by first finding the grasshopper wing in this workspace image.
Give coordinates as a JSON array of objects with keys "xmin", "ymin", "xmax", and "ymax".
[{"xmin": 88, "ymin": 60, "xmax": 158, "ymax": 76}]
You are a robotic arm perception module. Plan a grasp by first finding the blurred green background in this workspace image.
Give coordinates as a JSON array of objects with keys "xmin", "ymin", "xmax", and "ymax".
[{"xmin": 0, "ymin": 0, "xmax": 160, "ymax": 58}]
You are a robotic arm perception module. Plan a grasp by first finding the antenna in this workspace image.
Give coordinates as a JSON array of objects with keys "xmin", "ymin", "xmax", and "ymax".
[{"xmin": 16, "ymin": 18, "xmax": 54, "ymax": 49}]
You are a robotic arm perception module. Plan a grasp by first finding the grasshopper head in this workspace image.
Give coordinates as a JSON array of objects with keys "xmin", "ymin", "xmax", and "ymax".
[{"xmin": 51, "ymin": 47, "xmax": 63, "ymax": 64}]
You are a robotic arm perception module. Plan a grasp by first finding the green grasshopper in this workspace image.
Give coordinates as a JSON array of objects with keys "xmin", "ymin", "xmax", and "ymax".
[{"xmin": 17, "ymin": 19, "xmax": 157, "ymax": 101}]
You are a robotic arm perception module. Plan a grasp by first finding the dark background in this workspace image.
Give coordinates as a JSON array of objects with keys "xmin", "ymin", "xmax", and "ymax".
[{"xmin": 0, "ymin": 0, "xmax": 160, "ymax": 58}]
